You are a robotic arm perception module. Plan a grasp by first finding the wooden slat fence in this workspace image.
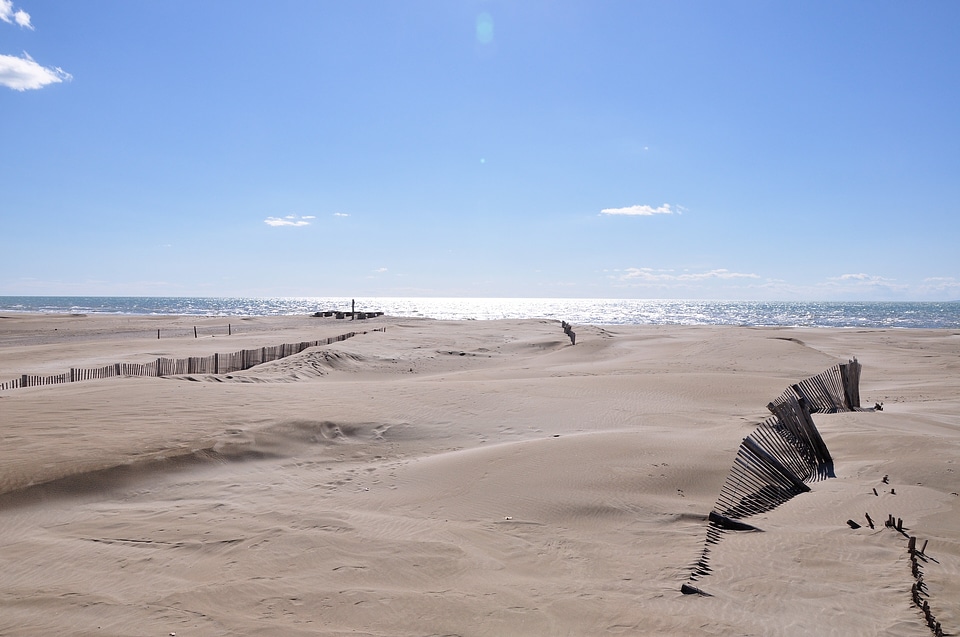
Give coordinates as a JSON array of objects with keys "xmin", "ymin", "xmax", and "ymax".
[
  {"xmin": 683, "ymin": 358, "xmax": 864, "ymax": 596},
  {"xmin": 0, "ymin": 327, "xmax": 387, "ymax": 391},
  {"xmin": 770, "ymin": 358, "xmax": 862, "ymax": 414}
]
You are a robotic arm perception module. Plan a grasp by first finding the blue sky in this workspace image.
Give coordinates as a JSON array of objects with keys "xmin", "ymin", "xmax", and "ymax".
[{"xmin": 2, "ymin": 1, "xmax": 958, "ymax": 300}]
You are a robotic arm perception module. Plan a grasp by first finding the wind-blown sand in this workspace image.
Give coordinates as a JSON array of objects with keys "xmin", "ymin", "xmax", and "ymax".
[{"xmin": 1, "ymin": 313, "xmax": 958, "ymax": 636}]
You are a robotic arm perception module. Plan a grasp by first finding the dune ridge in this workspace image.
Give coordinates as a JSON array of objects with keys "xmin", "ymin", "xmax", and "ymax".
[{"xmin": 1, "ymin": 315, "xmax": 958, "ymax": 635}]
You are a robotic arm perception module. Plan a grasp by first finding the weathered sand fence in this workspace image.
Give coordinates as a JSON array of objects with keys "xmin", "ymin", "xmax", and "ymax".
[
  {"xmin": 683, "ymin": 359, "xmax": 862, "ymax": 595},
  {"xmin": 683, "ymin": 357, "xmax": 949, "ymax": 635},
  {"xmin": 0, "ymin": 328, "xmax": 386, "ymax": 391},
  {"xmin": 772, "ymin": 356, "xmax": 861, "ymax": 414}
]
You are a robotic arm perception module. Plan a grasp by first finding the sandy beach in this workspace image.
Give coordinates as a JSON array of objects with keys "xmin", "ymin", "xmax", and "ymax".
[{"xmin": 1, "ymin": 313, "xmax": 958, "ymax": 636}]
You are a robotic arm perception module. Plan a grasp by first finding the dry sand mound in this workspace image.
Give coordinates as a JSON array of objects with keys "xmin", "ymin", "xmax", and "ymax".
[{"xmin": 1, "ymin": 315, "xmax": 958, "ymax": 635}]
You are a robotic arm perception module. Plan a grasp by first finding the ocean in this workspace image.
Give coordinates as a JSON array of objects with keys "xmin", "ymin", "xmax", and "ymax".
[{"xmin": 1, "ymin": 296, "xmax": 958, "ymax": 328}]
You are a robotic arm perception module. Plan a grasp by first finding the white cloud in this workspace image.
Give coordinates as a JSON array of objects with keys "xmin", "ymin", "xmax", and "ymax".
[
  {"xmin": 333, "ymin": 212, "xmax": 349, "ymax": 217},
  {"xmin": 826, "ymin": 273, "xmax": 898, "ymax": 286},
  {"xmin": 818, "ymin": 273, "xmax": 909, "ymax": 296},
  {"xmin": 0, "ymin": 52, "xmax": 70, "ymax": 91},
  {"xmin": 1, "ymin": 0, "xmax": 31, "ymax": 28},
  {"xmin": 618, "ymin": 267, "xmax": 759, "ymax": 282},
  {"xmin": 14, "ymin": 8, "xmax": 30, "ymax": 28},
  {"xmin": 373, "ymin": 267, "xmax": 388, "ymax": 273},
  {"xmin": 921, "ymin": 277, "xmax": 960, "ymax": 295},
  {"xmin": 833, "ymin": 273, "xmax": 880, "ymax": 282},
  {"xmin": 923, "ymin": 276, "xmax": 959, "ymax": 286},
  {"xmin": 0, "ymin": 0, "xmax": 14, "ymax": 23},
  {"xmin": 264, "ymin": 215, "xmax": 312, "ymax": 227},
  {"xmin": 600, "ymin": 203, "xmax": 678, "ymax": 216}
]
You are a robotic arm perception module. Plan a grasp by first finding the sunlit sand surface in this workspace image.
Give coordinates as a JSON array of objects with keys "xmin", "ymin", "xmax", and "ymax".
[{"xmin": 2, "ymin": 314, "xmax": 958, "ymax": 635}]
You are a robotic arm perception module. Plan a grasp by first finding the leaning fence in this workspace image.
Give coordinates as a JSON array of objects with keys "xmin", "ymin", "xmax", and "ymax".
[
  {"xmin": 0, "ymin": 328, "xmax": 386, "ymax": 391},
  {"xmin": 683, "ymin": 358, "xmax": 863, "ymax": 596}
]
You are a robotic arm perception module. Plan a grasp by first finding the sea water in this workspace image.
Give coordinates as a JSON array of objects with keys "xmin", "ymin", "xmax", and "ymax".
[{"xmin": 1, "ymin": 297, "xmax": 958, "ymax": 328}]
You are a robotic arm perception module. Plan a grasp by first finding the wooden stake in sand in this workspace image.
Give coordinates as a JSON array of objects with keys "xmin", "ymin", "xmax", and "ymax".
[{"xmin": 561, "ymin": 321, "xmax": 576, "ymax": 345}]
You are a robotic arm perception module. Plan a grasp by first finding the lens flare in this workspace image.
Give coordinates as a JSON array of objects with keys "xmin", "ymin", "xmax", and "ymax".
[{"xmin": 476, "ymin": 12, "xmax": 494, "ymax": 44}]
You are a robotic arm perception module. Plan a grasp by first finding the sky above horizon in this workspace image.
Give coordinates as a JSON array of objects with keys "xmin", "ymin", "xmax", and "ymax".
[{"xmin": 2, "ymin": 1, "xmax": 958, "ymax": 300}]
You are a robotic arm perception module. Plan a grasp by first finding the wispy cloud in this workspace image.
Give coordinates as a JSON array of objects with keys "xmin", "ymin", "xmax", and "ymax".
[
  {"xmin": 0, "ymin": 52, "xmax": 71, "ymax": 91},
  {"xmin": 600, "ymin": 203, "xmax": 680, "ymax": 216},
  {"xmin": 617, "ymin": 267, "xmax": 759, "ymax": 282},
  {"xmin": 1, "ymin": 0, "xmax": 31, "ymax": 28},
  {"xmin": 373, "ymin": 267, "xmax": 388, "ymax": 273},
  {"xmin": 824, "ymin": 273, "xmax": 902, "ymax": 288},
  {"xmin": 818, "ymin": 273, "xmax": 909, "ymax": 297},
  {"xmin": 0, "ymin": 4, "xmax": 65, "ymax": 92},
  {"xmin": 333, "ymin": 212, "xmax": 349, "ymax": 217},
  {"xmin": 920, "ymin": 277, "xmax": 960, "ymax": 296},
  {"xmin": 264, "ymin": 214, "xmax": 314, "ymax": 227},
  {"xmin": 923, "ymin": 276, "xmax": 960, "ymax": 286},
  {"xmin": 831, "ymin": 273, "xmax": 887, "ymax": 282}
]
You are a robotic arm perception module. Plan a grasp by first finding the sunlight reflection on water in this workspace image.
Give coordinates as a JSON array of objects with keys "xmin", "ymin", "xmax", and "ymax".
[{"xmin": 0, "ymin": 296, "xmax": 958, "ymax": 328}]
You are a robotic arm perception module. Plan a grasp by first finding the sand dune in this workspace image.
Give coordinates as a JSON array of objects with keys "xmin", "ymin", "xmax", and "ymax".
[{"xmin": 1, "ymin": 314, "xmax": 958, "ymax": 635}]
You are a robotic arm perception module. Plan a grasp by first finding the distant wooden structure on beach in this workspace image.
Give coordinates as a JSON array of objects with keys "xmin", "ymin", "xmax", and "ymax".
[{"xmin": 313, "ymin": 310, "xmax": 384, "ymax": 320}]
